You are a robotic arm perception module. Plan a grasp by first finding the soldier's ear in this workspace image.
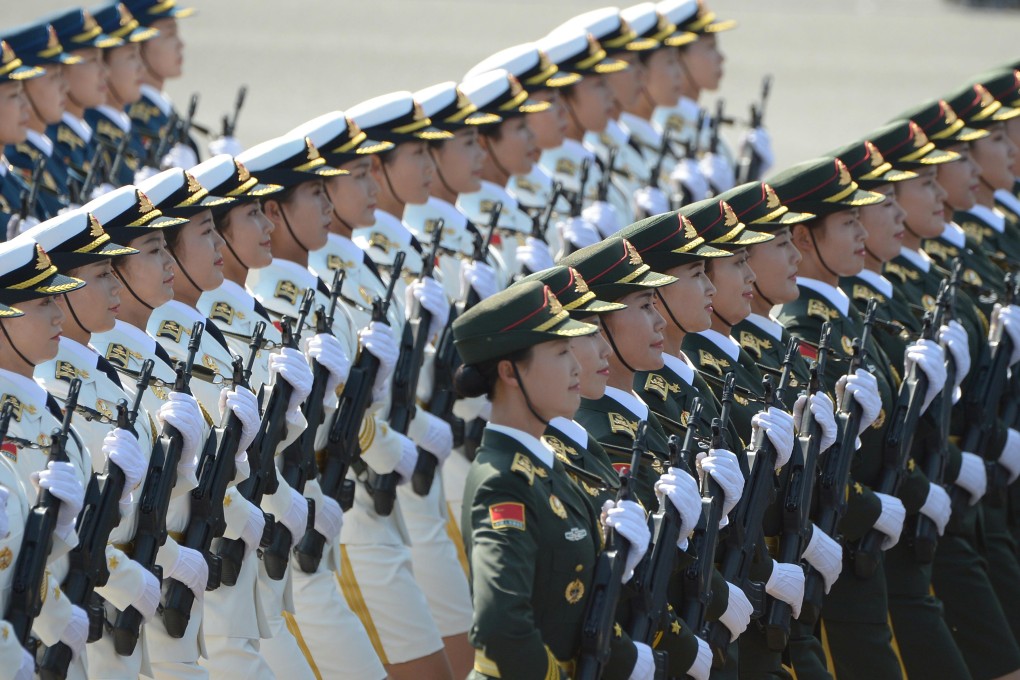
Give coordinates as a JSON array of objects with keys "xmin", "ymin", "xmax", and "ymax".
[
  {"xmin": 262, "ymin": 198, "xmax": 282, "ymax": 223},
  {"xmin": 496, "ymin": 358, "xmax": 519, "ymax": 390},
  {"xmin": 790, "ymin": 222, "xmax": 815, "ymax": 254}
]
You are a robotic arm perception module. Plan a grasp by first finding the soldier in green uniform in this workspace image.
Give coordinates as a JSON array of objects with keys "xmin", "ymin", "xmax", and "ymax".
[
  {"xmin": 455, "ymin": 279, "xmax": 655, "ymax": 680},
  {"xmin": 770, "ymin": 157, "xmax": 905, "ymax": 680},
  {"xmin": 0, "ymin": 38, "xmax": 44, "ymax": 240}
]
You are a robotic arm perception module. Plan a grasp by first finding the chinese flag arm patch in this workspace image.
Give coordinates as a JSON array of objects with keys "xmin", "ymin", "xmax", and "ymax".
[
  {"xmin": 489, "ymin": 502, "xmax": 526, "ymax": 531},
  {"xmin": 798, "ymin": 341, "xmax": 818, "ymax": 362},
  {"xmin": 612, "ymin": 462, "xmax": 632, "ymax": 477}
]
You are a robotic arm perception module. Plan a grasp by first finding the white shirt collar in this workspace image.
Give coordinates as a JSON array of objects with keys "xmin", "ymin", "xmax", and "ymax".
[
  {"xmin": 96, "ymin": 105, "xmax": 131, "ymax": 132},
  {"xmin": 0, "ymin": 367, "xmax": 49, "ymax": 407},
  {"xmin": 661, "ymin": 352, "xmax": 694, "ymax": 385},
  {"xmin": 56, "ymin": 336, "xmax": 99, "ymax": 370},
  {"xmin": 856, "ymin": 268, "xmax": 893, "ymax": 298},
  {"xmin": 485, "ymin": 423, "xmax": 554, "ymax": 469},
  {"xmin": 25, "ymin": 129, "xmax": 53, "ymax": 156},
  {"xmin": 548, "ymin": 416, "xmax": 589, "ymax": 450},
  {"xmin": 898, "ymin": 246, "xmax": 930, "ymax": 272},
  {"xmin": 797, "ymin": 277, "xmax": 850, "ymax": 316},
  {"xmin": 103, "ymin": 319, "xmax": 159, "ymax": 354},
  {"xmin": 941, "ymin": 222, "xmax": 966, "ymax": 248},
  {"xmin": 744, "ymin": 313, "xmax": 784, "ymax": 341},
  {"xmin": 155, "ymin": 299, "xmax": 205, "ymax": 324},
  {"xmin": 695, "ymin": 328, "xmax": 741, "ymax": 362},
  {"xmin": 139, "ymin": 84, "xmax": 173, "ymax": 116},
  {"xmin": 602, "ymin": 385, "xmax": 649, "ymax": 421},
  {"xmin": 216, "ymin": 278, "xmax": 254, "ymax": 306},
  {"xmin": 966, "ymin": 203, "xmax": 1006, "ymax": 234},
  {"xmin": 61, "ymin": 112, "xmax": 92, "ymax": 144},
  {"xmin": 270, "ymin": 257, "xmax": 318, "ymax": 287},
  {"xmin": 618, "ymin": 112, "xmax": 660, "ymax": 147},
  {"xmin": 995, "ymin": 188, "xmax": 1020, "ymax": 219}
]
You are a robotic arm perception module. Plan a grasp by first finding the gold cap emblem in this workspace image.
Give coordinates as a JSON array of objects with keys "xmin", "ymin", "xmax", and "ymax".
[
  {"xmin": 722, "ymin": 202, "xmax": 739, "ymax": 227},
  {"xmin": 944, "ymin": 103, "xmax": 959, "ymax": 125},
  {"xmin": 82, "ymin": 11, "xmax": 99, "ymax": 32},
  {"xmin": 865, "ymin": 141, "xmax": 886, "ymax": 168},
  {"xmin": 1, "ymin": 41, "xmax": 14, "ymax": 66},
  {"xmin": 764, "ymin": 184, "xmax": 781, "ymax": 209},
  {"xmin": 548, "ymin": 290, "xmax": 564, "ymax": 316},
  {"xmin": 46, "ymin": 26, "xmax": 60, "ymax": 52},
  {"xmin": 236, "ymin": 161, "xmax": 250, "ymax": 182},
  {"xmin": 682, "ymin": 215, "xmax": 698, "ymax": 239},
  {"xmin": 88, "ymin": 213, "xmax": 104, "ymax": 238},
  {"xmin": 837, "ymin": 160, "xmax": 851, "ymax": 186},
  {"xmin": 909, "ymin": 121, "xmax": 930, "ymax": 149},
  {"xmin": 116, "ymin": 3, "xmax": 132, "ymax": 27},
  {"xmin": 976, "ymin": 84, "xmax": 995, "ymax": 107},
  {"xmin": 35, "ymin": 244, "xmax": 52, "ymax": 271},
  {"xmin": 185, "ymin": 172, "xmax": 203, "ymax": 194},
  {"xmin": 304, "ymin": 137, "xmax": 320, "ymax": 162},
  {"xmin": 571, "ymin": 268, "xmax": 589, "ymax": 293},
  {"xmin": 137, "ymin": 190, "xmax": 155, "ymax": 213},
  {"xmin": 625, "ymin": 239, "xmax": 643, "ymax": 266}
]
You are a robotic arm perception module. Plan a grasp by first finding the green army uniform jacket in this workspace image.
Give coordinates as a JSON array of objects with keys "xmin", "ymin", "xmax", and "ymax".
[
  {"xmin": 923, "ymin": 225, "xmax": 1005, "ymax": 316},
  {"xmin": 956, "ymin": 204, "xmax": 1020, "ymax": 268},
  {"xmin": 732, "ymin": 315, "xmax": 811, "ymax": 412}
]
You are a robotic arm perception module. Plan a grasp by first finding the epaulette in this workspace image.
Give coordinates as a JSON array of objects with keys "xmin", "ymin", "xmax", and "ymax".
[
  {"xmin": 923, "ymin": 239, "xmax": 958, "ymax": 262},
  {"xmin": 737, "ymin": 330, "xmax": 772, "ymax": 360},
  {"xmin": 806, "ymin": 298, "xmax": 840, "ymax": 322},
  {"xmin": 697, "ymin": 349, "xmax": 731, "ymax": 376},
  {"xmin": 851, "ymin": 283, "xmax": 884, "ymax": 304},
  {"xmin": 545, "ymin": 435, "xmax": 582, "ymax": 461},
  {"xmin": 883, "ymin": 262, "xmax": 919, "ymax": 284},
  {"xmin": 56, "ymin": 124, "xmax": 86, "ymax": 151},
  {"xmin": 510, "ymin": 452, "xmax": 535, "ymax": 485},
  {"xmin": 641, "ymin": 373, "xmax": 680, "ymax": 401},
  {"xmin": 607, "ymin": 412, "xmax": 639, "ymax": 438},
  {"xmin": 958, "ymin": 220, "xmax": 993, "ymax": 245}
]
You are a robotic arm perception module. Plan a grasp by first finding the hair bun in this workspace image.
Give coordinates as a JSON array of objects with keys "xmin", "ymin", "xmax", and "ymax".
[{"xmin": 454, "ymin": 364, "xmax": 491, "ymax": 399}]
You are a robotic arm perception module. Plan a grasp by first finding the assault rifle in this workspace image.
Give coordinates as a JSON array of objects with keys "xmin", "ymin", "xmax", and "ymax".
[{"xmin": 736, "ymin": 75, "xmax": 773, "ymax": 184}]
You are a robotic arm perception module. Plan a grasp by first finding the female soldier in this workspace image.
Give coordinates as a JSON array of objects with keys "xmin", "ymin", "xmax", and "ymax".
[
  {"xmin": 3, "ymin": 20, "xmax": 74, "ymax": 218},
  {"xmin": 84, "ymin": 185, "xmax": 212, "ymax": 680},
  {"xmin": 86, "ymin": 3, "xmax": 157, "ymax": 187},
  {"xmin": 0, "ymin": 236, "xmax": 90, "ymax": 679},
  {"xmin": 26, "ymin": 211, "xmax": 163, "ymax": 679},
  {"xmin": 454, "ymin": 279, "xmax": 655, "ymax": 679},
  {"xmin": 0, "ymin": 39, "xmax": 44, "ymax": 239}
]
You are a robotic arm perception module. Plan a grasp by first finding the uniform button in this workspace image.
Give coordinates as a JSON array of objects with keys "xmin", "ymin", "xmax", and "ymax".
[{"xmin": 575, "ymin": 564, "xmax": 583, "ymax": 572}]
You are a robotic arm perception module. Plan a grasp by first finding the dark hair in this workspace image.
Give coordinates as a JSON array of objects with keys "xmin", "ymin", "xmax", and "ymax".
[
  {"xmin": 261, "ymin": 184, "xmax": 299, "ymax": 210},
  {"xmin": 453, "ymin": 346, "xmax": 533, "ymax": 399}
]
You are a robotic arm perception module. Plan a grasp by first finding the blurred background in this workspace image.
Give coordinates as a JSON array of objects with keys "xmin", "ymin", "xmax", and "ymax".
[{"xmin": 4, "ymin": 0, "xmax": 1020, "ymax": 171}]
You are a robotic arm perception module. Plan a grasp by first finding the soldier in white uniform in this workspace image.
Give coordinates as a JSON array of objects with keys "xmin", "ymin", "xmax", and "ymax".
[
  {"xmin": 0, "ymin": 448, "xmax": 37, "ymax": 680},
  {"xmin": 25, "ymin": 210, "xmax": 163, "ymax": 680}
]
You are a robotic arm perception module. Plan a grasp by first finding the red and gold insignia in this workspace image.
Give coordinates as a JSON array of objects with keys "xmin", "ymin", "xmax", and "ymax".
[
  {"xmin": 565, "ymin": 578, "xmax": 585, "ymax": 604},
  {"xmin": 489, "ymin": 502, "xmax": 526, "ymax": 531},
  {"xmin": 549, "ymin": 494, "xmax": 568, "ymax": 519}
]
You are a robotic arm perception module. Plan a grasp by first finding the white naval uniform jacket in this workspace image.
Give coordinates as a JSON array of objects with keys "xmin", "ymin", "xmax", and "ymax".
[
  {"xmin": 0, "ymin": 457, "xmax": 31, "ymax": 670},
  {"xmin": 584, "ymin": 119, "xmax": 650, "ymax": 226}
]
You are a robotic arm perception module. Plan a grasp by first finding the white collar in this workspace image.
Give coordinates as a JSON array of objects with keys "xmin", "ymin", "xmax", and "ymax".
[
  {"xmin": 797, "ymin": 277, "xmax": 850, "ymax": 316},
  {"xmin": 60, "ymin": 112, "xmax": 92, "ymax": 144},
  {"xmin": 602, "ymin": 385, "xmax": 649, "ymax": 421},
  {"xmin": 695, "ymin": 328, "xmax": 741, "ymax": 362},
  {"xmin": 941, "ymin": 222, "xmax": 966, "ymax": 248},
  {"xmin": 744, "ymin": 313, "xmax": 784, "ymax": 341},
  {"xmin": 139, "ymin": 84, "xmax": 173, "ymax": 116},
  {"xmin": 548, "ymin": 416, "xmax": 588, "ymax": 450},
  {"xmin": 56, "ymin": 336, "xmax": 99, "ymax": 369},
  {"xmin": 995, "ymin": 188, "xmax": 1020, "ymax": 219},
  {"xmin": 155, "ymin": 299, "xmax": 205, "ymax": 325},
  {"xmin": 96, "ymin": 105, "xmax": 131, "ymax": 132},
  {"xmin": 898, "ymin": 246, "xmax": 930, "ymax": 272},
  {"xmin": 216, "ymin": 277, "xmax": 253, "ymax": 305},
  {"xmin": 966, "ymin": 203, "xmax": 1006, "ymax": 233},
  {"xmin": 856, "ymin": 268, "xmax": 893, "ymax": 298},
  {"xmin": 268, "ymin": 257, "xmax": 318, "ymax": 286},
  {"xmin": 103, "ymin": 318, "xmax": 158, "ymax": 352},
  {"xmin": 25, "ymin": 129, "xmax": 53, "ymax": 156},
  {"xmin": 485, "ymin": 422, "xmax": 554, "ymax": 469},
  {"xmin": 661, "ymin": 352, "xmax": 694, "ymax": 384},
  {"xmin": 0, "ymin": 367, "xmax": 49, "ymax": 407},
  {"xmin": 618, "ymin": 112, "xmax": 660, "ymax": 147}
]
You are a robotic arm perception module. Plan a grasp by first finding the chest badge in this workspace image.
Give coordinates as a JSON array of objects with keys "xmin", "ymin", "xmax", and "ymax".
[
  {"xmin": 549, "ymin": 494, "xmax": 568, "ymax": 519},
  {"xmin": 564, "ymin": 527, "xmax": 588, "ymax": 541},
  {"xmin": 565, "ymin": 578, "xmax": 585, "ymax": 604}
]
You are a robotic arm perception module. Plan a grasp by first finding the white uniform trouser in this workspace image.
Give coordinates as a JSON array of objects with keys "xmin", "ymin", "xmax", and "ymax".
[
  {"xmin": 257, "ymin": 563, "xmax": 315, "ymax": 680},
  {"xmin": 198, "ymin": 555, "xmax": 274, "ymax": 680},
  {"xmin": 441, "ymin": 451, "xmax": 472, "ymax": 547}
]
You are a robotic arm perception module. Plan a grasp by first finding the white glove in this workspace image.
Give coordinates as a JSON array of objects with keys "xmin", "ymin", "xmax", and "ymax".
[
  {"xmin": 219, "ymin": 386, "xmax": 259, "ymax": 469},
  {"xmin": 60, "ymin": 604, "xmax": 89, "ymax": 660},
  {"xmin": 394, "ymin": 433, "xmax": 419, "ymax": 481},
  {"xmin": 794, "ymin": 391, "xmax": 838, "ymax": 452},
  {"xmin": 313, "ymin": 495, "xmax": 344, "ymax": 543},
  {"xmin": 1000, "ymin": 428, "xmax": 1020, "ymax": 484},
  {"xmin": 955, "ymin": 451, "xmax": 987, "ymax": 505},
  {"xmin": 669, "ymin": 158, "xmax": 710, "ymax": 201},
  {"xmin": 629, "ymin": 641, "xmax": 655, "ymax": 680},
  {"xmin": 268, "ymin": 347, "xmax": 314, "ymax": 424},
  {"xmin": 405, "ymin": 276, "xmax": 450, "ymax": 339},
  {"xmin": 700, "ymin": 448, "xmax": 744, "ymax": 520},
  {"xmin": 698, "ymin": 152, "xmax": 736, "ymax": 193},
  {"xmin": 31, "ymin": 461, "xmax": 85, "ymax": 540},
  {"xmin": 157, "ymin": 391, "xmax": 205, "ymax": 472},
  {"xmin": 802, "ymin": 523, "xmax": 842, "ymax": 593},
  {"xmin": 516, "ymin": 236, "xmax": 556, "ymax": 274},
  {"xmin": 278, "ymin": 486, "xmax": 309, "ymax": 539},
  {"xmin": 919, "ymin": 483, "xmax": 951, "ymax": 536},
  {"xmin": 873, "ymin": 492, "xmax": 906, "ymax": 550},
  {"xmin": 168, "ymin": 545, "xmax": 209, "ymax": 600},
  {"xmin": 161, "ymin": 142, "xmax": 199, "ymax": 170},
  {"xmin": 718, "ymin": 581, "xmax": 753, "ymax": 641},
  {"xmin": 688, "ymin": 637, "xmax": 712, "ymax": 680},
  {"xmin": 360, "ymin": 321, "xmax": 399, "ymax": 402},
  {"xmin": 0, "ymin": 486, "xmax": 8, "ymax": 538},
  {"xmin": 654, "ymin": 466, "xmax": 702, "ymax": 542},
  {"xmin": 556, "ymin": 215, "xmax": 601, "ymax": 251},
  {"xmin": 5, "ymin": 214, "xmax": 40, "ymax": 241},
  {"xmin": 633, "ymin": 186, "xmax": 669, "ymax": 217},
  {"xmin": 103, "ymin": 428, "xmax": 146, "ymax": 503},
  {"xmin": 15, "ymin": 646, "xmax": 33, "ymax": 680},
  {"xmin": 208, "ymin": 135, "xmax": 243, "ymax": 157},
  {"xmin": 132, "ymin": 567, "xmax": 162, "ymax": 621},
  {"xmin": 742, "ymin": 127, "xmax": 775, "ymax": 175},
  {"xmin": 752, "ymin": 407, "xmax": 795, "ymax": 469},
  {"xmin": 904, "ymin": 339, "xmax": 947, "ymax": 413},
  {"xmin": 240, "ymin": 499, "xmax": 266, "ymax": 554},
  {"xmin": 408, "ymin": 410, "xmax": 453, "ymax": 462},
  {"xmin": 132, "ymin": 167, "xmax": 159, "ymax": 185},
  {"xmin": 88, "ymin": 182, "xmax": 117, "ymax": 200},
  {"xmin": 939, "ymin": 320, "xmax": 971, "ymax": 390},
  {"xmin": 581, "ymin": 200, "xmax": 622, "ymax": 239},
  {"xmin": 305, "ymin": 333, "xmax": 352, "ymax": 409},
  {"xmin": 459, "ymin": 259, "xmax": 499, "ymax": 301},
  {"xmin": 765, "ymin": 560, "xmax": 805, "ymax": 619},
  {"xmin": 991, "ymin": 304, "xmax": 1020, "ymax": 366},
  {"xmin": 835, "ymin": 369, "xmax": 881, "ymax": 435},
  {"xmin": 602, "ymin": 499, "xmax": 651, "ymax": 584}
]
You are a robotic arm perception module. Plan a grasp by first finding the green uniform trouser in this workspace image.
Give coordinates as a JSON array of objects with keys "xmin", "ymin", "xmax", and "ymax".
[
  {"xmin": 981, "ymin": 498, "xmax": 1020, "ymax": 644},
  {"xmin": 736, "ymin": 628, "xmax": 792, "ymax": 680},
  {"xmin": 932, "ymin": 504, "xmax": 1020, "ymax": 680},
  {"xmin": 884, "ymin": 539, "xmax": 972, "ymax": 680},
  {"xmin": 788, "ymin": 620, "xmax": 832, "ymax": 680},
  {"xmin": 710, "ymin": 641, "xmax": 740, "ymax": 680},
  {"xmin": 819, "ymin": 552, "xmax": 903, "ymax": 680}
]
